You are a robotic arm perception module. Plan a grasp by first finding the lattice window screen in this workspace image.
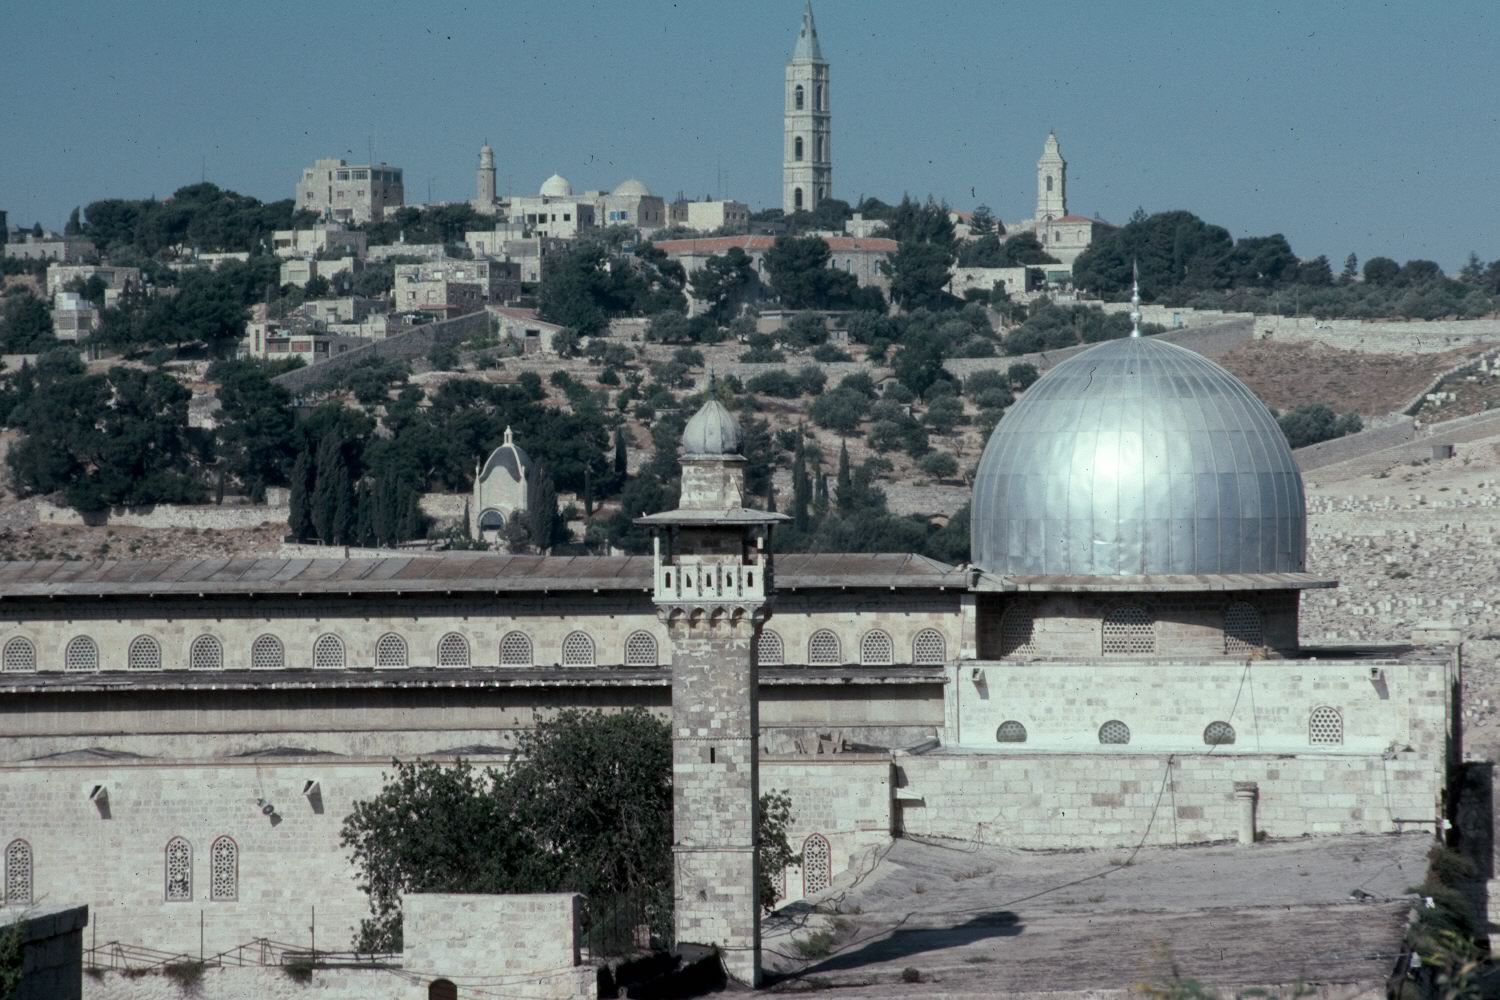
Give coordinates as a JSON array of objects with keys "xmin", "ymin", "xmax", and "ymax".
[
  {"xmin": 561, "ymin": 632, "xmax": 594, "ymax": 666},
  {"xmin": 1309, "ymin": 706, "xmax": 1343, "ymax": 745},
  {"xmin": 500, "ymin": 632, "xmax": 532, "ymax": 666},
  {"xmin": 165, "ymin": 838, "xmax": 192, "ymax": 901},
  {"xmin": 912, "ymin": 629, "xmax": 946, "ymax": 665},
  {"xmin": 375, "ymin": 633, "xmax": 407, "ymax": 668},
  {"xmin": 801, "ymin": 834, "xmax": 831, "ymax": 895},
  {"xmin": 1204, "ymin": 721, "xmax": 1236, "ymax": 745},
  {"xmin": 996, "ymin": 720, "xmax": 1028, "ymax": 743},
  {"xmin": 1223, "ymin": 602, "xmax": 1264, "ymax": 654},
  {"xmin": 755, "ymin": 630, "xmax": 784, "ymax": 666},
  {"xmin": 2, "ymin": 638, "xmax": 35, "ymax": 673},
  {"xmin": 999, "ymin": 606, "xmax": 1037, "ymax": 656},
  {"xmin": 808, "ymin": 631, "xmax": 841, "ymax": 665},
  {"xmin": 1102, "ymin": 606, "xmax": 1155, "ymax": 656},
  {"xmin": 313, "ymin": 635, "xmax": 344, "ymax": 670},
  {"xmin": 437, "ymin": 633, "xmax": 469, "ymax": 667},
  {"xmin": 1098, "ymin": 720, "xmax": 1132, "ymax": 745},
  {"xmin": 210, "ymin": 837, "xmax": 237, "ymax": 901},
  {"xmin": 127, "ymin": 636, "xmax": 161, "ymax": 671},
  {"xmin": 5, "ymin": 840, "xmax": 31, "ymax": 905},
  {"xmin": 64, "ymin": 636, "xmax": 98, "ymax": 672},
  {"xmin": 859, "ymin": 630, "xmax": 893, "ymax": 665},
  {"xmin": 189, "ymin": 636, "xmax": 222, "ymax": 671},
  {"xmin": 624, "ymin": 631, "xmax": 657, "ymax": 667},
  {"xmin": 251, "ymin": 636, "xmax": 284, "ymax": 671}
]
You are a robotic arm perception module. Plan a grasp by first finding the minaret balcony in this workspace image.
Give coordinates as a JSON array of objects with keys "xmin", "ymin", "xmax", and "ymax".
[{"xmin": 654, "ymin": 560, "xmax": 766, "ymax": 604}]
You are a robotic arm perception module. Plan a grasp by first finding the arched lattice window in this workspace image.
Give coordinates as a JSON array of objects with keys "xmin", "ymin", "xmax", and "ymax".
[
  {"xmin": 794, "ymin": 136, "xmax": 804, "ymax": 162},
  {"xmin": 5, "ymin": 839, "xmax": 31, "ymax": 905},
  {"xmin": 1223, "ymin": 602, "xmax": 1264, "ymax": 655},
  {"xmin": 375, "ymin": 633, "xmax": 408, "ymax": 668},
  {"xmin": 624, "ymin": 631, "xmax": 658, "ymax": 667},
  {"xmin": 1098, "ymin": 720, "xmax": 1131, "ymax": 745},
  {"xmin": 999, "ymin": 605, "xmax": 1037, "ymax": 657},
  {"xmin": 1309, "ymin": 706, "xmax": 1343, "ymax": 745},
  {"xmin": 1102, "ymin": 606, "xmax": 1155, "ymax": 656},
  {"xmin": 801, "ymin": 834, "xmax": 831, "ymax": 896},
  {"xmin": 313, "ymin": 634, "xmax": 344, "ymax": 670},
  {"xmin": 794, "ymin": 84, "xmax": 804, "ymax": 110},
  {"xmin": 251, "ymin": 635, "xmax": 283, "ymax": 671},
  {"xmin": 808, "ymin": 630, "xmax": 841, "ymax": 665},
  {"xmin": 436, "ymin": 633, "xmax": 469, "ymax": 668},
  {"xmin": 1204, "ymin": 721, "xmax": 1236, "ymax": 746},
  {"xmin": 859, "ymin": 630, "xmax": 893, "ymax": 666},
  {"xmin": 127, "ymin": 635, "xmax": 161, "ymax": 671},
  {"xmin": 189, "ymin": 635, "xmax": 222, "ymax": 671},
  {"xmin": 755, "ymin": 630, "xmax": 784, "ymax": 667},
  {"xmin": 165, "ymin": 837, "xmax": 192, "ymax": 902},
  {"xmin": 210, "ymin": 836, "xmax": 237, "ymax": 902},
  {"xmin": 912, "ymin": 629, "xmax": 946, "ymax": 665},
  {"xmin": 500, "ymin": 632, "xmax": 532, "ymax": 666},
  {"xmin": 561, "ymin": 631, "xmax": 594, "ymax": 666},
  {"xmin": 2, "ymin": 637, "xmax": 35, "ymax": 673},
  {"xmin": 997, "ymin": 720, "xmax": 1028, "ymax": 743},
  {"xmin": 64, "ymin": 635, "xmax": 98, "ymax": 672}
]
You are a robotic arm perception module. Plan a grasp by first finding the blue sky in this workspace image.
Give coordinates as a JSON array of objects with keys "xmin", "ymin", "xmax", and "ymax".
[{"xmin": 2, "ymin": 0, "xmax": 1495, "ymax": 270}]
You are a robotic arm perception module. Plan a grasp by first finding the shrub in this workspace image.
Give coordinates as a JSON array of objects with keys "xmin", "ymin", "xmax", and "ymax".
[
  {"xmin": 812, "ymin": 343, "xmax": 852, "ymax": 362},
  {"xmin": 746, "ymin": 370, "xmax": 803, "ymax": 398},
  {"xmin": 797, "ymin": 365, "xmax": 828, "ymax": 396},
  {"xmin": 838, "ymin": 372, "xmax": 877, "ymax": 398},
  {"xmin": 919, "ymin": 452, "xmax": 959, "ymax": 479}
]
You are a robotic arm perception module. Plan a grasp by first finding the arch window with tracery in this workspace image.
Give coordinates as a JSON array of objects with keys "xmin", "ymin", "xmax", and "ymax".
[
  {"xmin": 64, "ymin": 635, "xmax": 98, "ymax": 672},
  {"xmin": 999, "ymin": 605, "xmax": 1037, "ymax": 657},
  {"xmin": 755, "ymin": 630, "xmax": 784, "ymax": 667},
  {"xmin": 2, "ymin": 637, "xmax": 35, "ymax": 673},
  {"xmin": 1102, "ymin": 606, "xmax": 1155, "ymax": 656},
  {"xmin": 1098, "ymin": 720, "xmax": 1132, "ymax": 745},
  {"xmin": 1204, "ymin": 721, "xmax": 1236, "ymax": 746},
  {"xmin": 375, "ymin": 633, "xmax": 408, "ymax": 669},
  {"xmin": 801, "ymin": 833, "xmax": 831, "ymax": 896},
  {"xmin": 189, "ymin": 635, "xmax": 222, "ymax": 671},
  {"xmin": 210, "ymin": 836, "xmax": 237, "ymax": 902},
  {"xmin": 251, "ymin": 635, "xmax": 284, "ymax": 670},
  {"xmin": 997, "ymin": 720, "xmax": 1028, "ymax": 743},
  {"xmin": 1309, "ymin": 706, "xmax": 1343, "ymax": 745},
  {"xmin": 808, "ymin": 630, "xmax": 841, "ymax": 665},
  {"xmin": 912, "ymin": 629, "xmax": 946, "ymax": 665},
  {"xmin": 561, "ymin": 631, "xmax": 594, "ymax": 666},
  {"xmin": 1223, "ymin": 602, "xmax": 1264, "ymax": 655},
  {"xmin": 313, "ymin": 634, "xmax": 345, "ymax": 670},
  {"xmin": 859, "ymin": 630, "xmax": 893, "ymax": 666},
  {"xmin": 165, "ymin": 837, "xmax": 192, "ymax": 901},
  {"xmin": 624, "ymin": 631, "xmax": 658, "ymax": 667},
  {"xmin": 500, "ymin": 631, "xmax": 532, "ymax": 666},
  {"xmin": 437, "ymin": 633, "xmax": 470, "ymax": 668},
  {"xmin": 5, "ymin": 839, "xmax": 31, "ymax": 905},
  {"xmin": 127, "ymin": 635, "xmax": 161, "ymax": 671}
]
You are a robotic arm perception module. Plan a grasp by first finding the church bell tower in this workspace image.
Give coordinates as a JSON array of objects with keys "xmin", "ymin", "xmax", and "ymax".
[
  {"xmin": 637, "ymin": 395, "xmax": 786, "ymax": 986},
  {"xmin": 783, "ymin": 1, "xmax": 831, "ymax": 215},
  {"xmin": 1035, "ymin": 131, "xmax": 1067, "ymax": 221}
]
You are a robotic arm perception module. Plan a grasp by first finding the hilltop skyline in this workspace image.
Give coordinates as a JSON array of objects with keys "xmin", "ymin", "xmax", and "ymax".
[{"xmin": 2, "ymin": 0, "xmax": 1496, "ymax": 270}]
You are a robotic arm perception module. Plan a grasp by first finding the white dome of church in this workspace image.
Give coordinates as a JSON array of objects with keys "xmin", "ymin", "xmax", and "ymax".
[
  {"xmin": 539, "ymin": 173, "xmax": 572, "ymax": 197},
  {"xmin": 682, "ymin": 398, "xmax": 742, "ymax": 456},
  {"xmin": 612, "ymin": 178, "xmax": 651, "ymax": 197},
  {"xmin": 970, "ymin": 336, "xmax": 1306, "ymax": 577}
]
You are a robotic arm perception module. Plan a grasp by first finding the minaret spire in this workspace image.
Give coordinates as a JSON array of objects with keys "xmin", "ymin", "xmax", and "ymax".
[{"xmin": 1130, "ymin": 261, "xmax": 1142, "ymax": 338}]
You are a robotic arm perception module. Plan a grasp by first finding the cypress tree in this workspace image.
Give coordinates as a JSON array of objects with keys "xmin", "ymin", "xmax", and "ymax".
[
  {"xmin": 330, "ymin": 459, "xmax": 354, "ymax": 545},
  {"xmin": 613, "ymin": 426, "xmax": 628, "ymax": 477},
  {"xmin": 310, "ymin": 435, "xmax": 342, "ymax": 543},
  {"xmin": 584, "ymin": 467, "xmax": 595, "ymax": 517},
  {"xmin": 813, "ymin": 469, "xmax": 828, "ymax": 516},
  {"xmin": 355, "ymin": 484, "xmax": 375, "ymax": 546},
  {"xmin": 288, "ymin": 448, "xmax": 314, "ymax": 541},
  {"xmin": 836, "ymin": 439, "xmax": 852, "ymax": 508},
  {"xmin": 764, "ymin": 477, "xmax": 776, "ymax": 513},
  {"xmin": 528, "ymin": 467, "xmax": 560, "ymax": 552},
  {"xmin": 791, "ymin": 434, "xmax": 811, "ymax": 533}
]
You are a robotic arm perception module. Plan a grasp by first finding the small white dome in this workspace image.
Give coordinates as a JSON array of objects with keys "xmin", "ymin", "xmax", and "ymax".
[
  {"xmin": 612, "ymin": 178, "xmax": 651, "ymax": 198},
  {"xmin": 539, "ymin": 174, "xmax": 572, "ymax": 197},
  {"xmin": 682, "ymin": 398, "xmax": 742, "ymax": 457}
]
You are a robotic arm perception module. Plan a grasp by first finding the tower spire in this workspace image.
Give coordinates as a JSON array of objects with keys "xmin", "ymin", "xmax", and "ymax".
[
  {"xmin": 784, "ymin": 0, "xmax": 831, "ymax": 215},
  {"xmin": 792, "ymin": 0, "xmax": 822, "ymax": 62},
  {"xmin": 1130, "ymin": 261, "xmax": 1142, "ymax": 338}
]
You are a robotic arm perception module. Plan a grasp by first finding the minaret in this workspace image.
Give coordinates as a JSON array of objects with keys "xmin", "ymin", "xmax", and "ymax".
[
  {"xmin": 636, "ymin": 395, "xmax": 786, "ymax": 986},
  {"xmin": 1035, "ymin": 131, "xmax": 1066, "ymax": 221},
  {"xmin": 783, "ymin": 1, "xmax": 831, "ymax": 215},
  {"xmin": 475, "ymin": 142, "xmax": 497, "ymax": 211}
]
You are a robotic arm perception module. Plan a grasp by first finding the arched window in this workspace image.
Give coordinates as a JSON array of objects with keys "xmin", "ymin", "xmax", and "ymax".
[
  {"xmin": 794, "ymin": 187, "xmax": 804, "ymax": 211},
  {"xmin": 561, "ymin": 631, "xmax": 594, "ymax": 666},
  {"xmin": 375, "ymin": 633, "xmax": 407, "ymax": 668},
  {"xmin": 5, "ymin": 839, "xmax": 32, "ymax": 905},
  {"xmin": 500, "ymin": 631, "xmax": 532, "ymax": 666},
  {"xmin": 1223, "ymin": 602, "xmax": 1264, "ymax": 655},
  {"xmin": 755, "ymin": 629, "xmax": 784, "ymax": 666},
  {"xmin": 189, "ymin": 635, "xmax": 222, "ymax": 671},
  {"xmin": 859, "ymin": 630, "xmax": 893, "ymax": 665},
  {"xmin": 251, "ymin": 635, "xmax": 284, "ymax": 671},
  {"xmin": 815, "ymin": 136, "xmax": 823, "ymax": 161},
  {"xmin": 313, "ymin": 634, "xmax": 344, "ymax": 670},
  {"xmin": 793, "ymin": 84, "xmax": 804, "ymax": 110},
  {"xmin": 999, "ymin": 605, "xmax": 1037, "ymax": 657},
  {"xmin": 437, "ymin": 633, "xmax": 469, "ymax": 668},
  {"xmin": 794, "ymin": 136, "xmax": 804, "ymax": 162},
  {"xmin": 1309, "ymin": 706, "xmax": 1343, "ymax": 745},
  {"xmin": 814, "ymin": 83, "xmax": 823, "ymax": 110},
  {"xmin": 1046, "ymin": 176, "xmax": 1054, "ymax": 192},
  {"xmin": 64, "ymin": 635, "xmax": 98, "ymax": 672},
  {"xmin": 912, "ymin": 629, "xmax": 946, "ymax": 665},
  {"xmin": 1098, "ymin": 720, "xmax": 1131, "ymax": 745},
  {"xmin": 1102, "ymin": 606, "xmax": 1155, "ymax": 656},
  {"xmin": 1204, "ymin": 721, "xmax": 1236, "ymax": 746},
  {"xmin": 210, "ymin": 836, "xmax": 238, "ymax": 902},
  {"xmin": 2, "ymin": 637, "xmax": 35, "ymax": 673},
  {"xmin": 997, "ymin": 720, "xmax": 1028, "ymax": 743},
  {"xmin": 165, "ymin": 837, "xmax": 192, "ymax": 901},
  {"xmin": 127, "ymin": 635, "xmax": 161, "ymax": 671},
  {"xmin": 801, "ymin": 833, "xmax": 831, "ymax": 896},
  {"xmin": 429, "ymin": 980, "xmax": 458, "ymax": 1000},
  {"xmin": 807, "ymin": 630, "xmax": 841, "ymax": 665},
  {"xmin": 624, "ymin": 631, "xmax": 658, "ymax": 667}
]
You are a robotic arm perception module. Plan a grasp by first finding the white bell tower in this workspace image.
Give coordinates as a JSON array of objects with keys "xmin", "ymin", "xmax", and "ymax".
[{"xmin": 783, "ymin": 1, "xmax": 831, "ymax": 215}]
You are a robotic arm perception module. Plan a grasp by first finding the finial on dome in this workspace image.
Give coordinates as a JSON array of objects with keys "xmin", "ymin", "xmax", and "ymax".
[
  {"xmin": 503, "ymin": 425, "xmax": 514, "ymax": 445},
  {"xmin": 1129, "ymin": 260, "xmax": 1142, "ymax": 338}
]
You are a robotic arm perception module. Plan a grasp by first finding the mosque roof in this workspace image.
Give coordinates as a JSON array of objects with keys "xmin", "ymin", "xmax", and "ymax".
[
  {"xmin": 612, "ymin": 178, "xmax": 651, "ymax": 197},
  {"xmin": 682, "ymin": 397, "xmax": 741, "ymax": 456},
  {"xmin": 971, "ymin": 336, "xmax": 1308, "ymax": 578},
  {"xmin": 539, "ymin": 173, "xmax": 572, "ymax": 197}
]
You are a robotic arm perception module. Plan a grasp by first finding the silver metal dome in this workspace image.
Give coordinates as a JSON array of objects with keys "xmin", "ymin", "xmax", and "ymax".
[
  {"xmin": 971, "ymin": 337, "xmax": 1306, "ymax": 577},
  {"xmin": 682, "ymin": 398, "xmax": 742, "ymax": 457}
]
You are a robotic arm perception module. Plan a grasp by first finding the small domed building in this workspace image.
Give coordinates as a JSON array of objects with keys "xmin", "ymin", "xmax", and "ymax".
[{"xmin": 470, "ymin": 427, "xmax": 531, "ymax": 545}]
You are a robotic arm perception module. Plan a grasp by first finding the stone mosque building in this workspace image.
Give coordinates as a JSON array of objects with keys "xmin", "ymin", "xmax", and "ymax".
[{"xmin": 0, "ymin": 307, "xmax": 1457, "ymax": 984}]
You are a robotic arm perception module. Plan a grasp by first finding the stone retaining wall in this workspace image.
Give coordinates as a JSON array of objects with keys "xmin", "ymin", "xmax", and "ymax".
[
  {"xmin": 272, "ymin": 311, "xmax": 491, "ymax": 395},
  {"xmin": 12, "ymin": 497, "xmax": 287, "ymax": 532},
  {"xmin": 942, "ymin": 318, "xmax": 1253, "ymax": 379}
]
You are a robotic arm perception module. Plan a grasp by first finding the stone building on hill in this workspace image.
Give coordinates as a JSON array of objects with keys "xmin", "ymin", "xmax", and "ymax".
[{"xmin": 471, "ymin": 426, "xmax": 533, "ymax": 543}]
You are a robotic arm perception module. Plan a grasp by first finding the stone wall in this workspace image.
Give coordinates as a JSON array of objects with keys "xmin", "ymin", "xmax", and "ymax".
[
  {"xmin": 6, "ymin": 903, "xmax": 87, "ymax": 1000},
  {"xmin": 83, "ymin": 966, "xmax": 399, "ymax": 1000},
  {"xmin": 1256, "ymin": 316, "xmax": 1500, "ymax": 354},
  {"xmin": 271, "ymin": 311, "xmax": 491, "ymax": 395},
  {"xmin": 23, "ymin": 498, "xmax": 287, "ymax": 532},
  {"xmin": 404, "ymin": 893, "xmax": 592, "ymax": 999},
  {"xmin": 760, "ymin": 757, "xmax": 892, "ymax": 903},
  {"xmin": 942, "ymin": 318, "xmax": 1253, "ymax": 380},
  {"xmin": 1294, "ymin": 417, "xmax": 1417, "ymax": 473},
  {"xmin": 1298, "ymin": 408, "xmax": 1500, "ymax": 479}
]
